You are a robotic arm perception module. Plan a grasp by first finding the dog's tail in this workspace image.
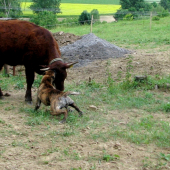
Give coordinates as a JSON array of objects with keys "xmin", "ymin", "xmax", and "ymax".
[{"xmin": 63, "ymin": 91, "xmax": 80, "ymax": 96}]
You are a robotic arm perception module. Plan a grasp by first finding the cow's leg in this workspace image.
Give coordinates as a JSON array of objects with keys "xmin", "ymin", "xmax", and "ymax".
[
  {"xmin": 0, "ymin": 87, "xmax": 3, "ymax": 99},
  {"xmin": 69, "ymin": 103, "xmax": 83, "ymax": 117},
  {"xmin": 13, "ymin": 66, "xmax": 16, "ymax": 76},
  {"xmin": 4, "ymin": 64, "xmax": 9, "ymax": 77},
  {"xmin": 25, "ymin": 67, "xmax": 35, "ymax": 104},
  {"xmin": 0, "ymin": 64, "xmax": 4, "ymax": 99},
  {"xmin": 4, "ymin": 64, "xmax": 9, "ymax": 74}
]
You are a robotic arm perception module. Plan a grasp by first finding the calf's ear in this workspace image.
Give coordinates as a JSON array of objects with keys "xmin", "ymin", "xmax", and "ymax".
[{"xmin": 65, "ymin": 62, "xmax": 78, "ymax": 69}]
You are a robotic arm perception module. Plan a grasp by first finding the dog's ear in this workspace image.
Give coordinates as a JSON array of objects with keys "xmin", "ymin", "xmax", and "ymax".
[{"xmin": 42, "ymin": 71, "xmax": 48, "ymax": 75}]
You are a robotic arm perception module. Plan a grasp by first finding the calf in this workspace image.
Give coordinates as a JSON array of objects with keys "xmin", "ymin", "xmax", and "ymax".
[{"xmin": 35, "ymin": 70, "xmax": 83, "ymax": 123}]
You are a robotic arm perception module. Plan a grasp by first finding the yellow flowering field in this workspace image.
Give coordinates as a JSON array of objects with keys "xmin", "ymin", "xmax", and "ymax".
[
  {"xmin": 21, "ymin": 2, "xmax": 121, "ymax": 16},
  {"xmin": 58, "ymin": 3, "xmax": 121, "ymax": 16}
]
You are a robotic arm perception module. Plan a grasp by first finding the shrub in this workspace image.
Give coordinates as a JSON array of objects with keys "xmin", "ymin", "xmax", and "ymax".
[
  {"xmin": 152, "ymin": 16, "xmax": 160, "ymax": 21},
  {"xmin": 123, "ymin": 13, "xmax": 134, "ymax": 21},
  {"xmin": 151, "ymin": 2, "xmax": 158, "ymax": 8},
  {"xmin": 152, "ymin": 5, "xmax": 169, "ymax": 17},
  {"xmin": 0, "ymin": 1, "xmax": 22, "ymax": 18},
  {"xmin": 0, "ymin": 12, "xmax": 5, "ymax": 18},
  {"xmin": 114, "ymin": 9, "xmax": 129, "ymax": 20},
  {"xmin": 58, "ymin": 17, "xmax": 79, "ymax": 26},
  {"xmin": 160, "ymin": 9, "xmax": 169, "ymax": 17},
  {"xmin": 78, "ymin": 10, "xmax": 91, "ymax": 25},
  {"xmin": 30, "ymin": 11, "xmax": 57, "ymax": 29}
]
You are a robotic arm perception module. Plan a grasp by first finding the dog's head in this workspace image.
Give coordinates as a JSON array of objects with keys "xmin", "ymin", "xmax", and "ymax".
[{"xmin": 43, "ymin": 70, "xmax": 56, "ymax": 85}]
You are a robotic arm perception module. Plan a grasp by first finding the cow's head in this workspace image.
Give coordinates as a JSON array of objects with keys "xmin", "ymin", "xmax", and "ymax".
[{"xmin": 40, "ymin": 60, "xmax": 77, "ymax": 91}]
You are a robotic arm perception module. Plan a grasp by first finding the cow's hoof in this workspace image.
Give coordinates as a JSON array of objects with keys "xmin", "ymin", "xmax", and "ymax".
[
  {"xmin": 25, "ymin": 100, "xmax": 33, "ymax": 105},
  {"xmin": 0, "ymin": 96, "xmax": 4, "ymax": 100},
  {"xmin": 59, "ymin": 119, "xmax": 66, "ymax": 124},
  {"xmin": 4, "ymin": 93, "xmax": 11, "ymax": 97}
]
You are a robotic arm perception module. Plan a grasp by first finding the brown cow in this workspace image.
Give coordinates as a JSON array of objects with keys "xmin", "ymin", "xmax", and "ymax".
[
  {"xmin": 0, "ymin": 20, "xmax": 76, "ymax": 103},
  {"xmin": 35, "ymin": 70, "xmax": 83, "ymax": 123}
]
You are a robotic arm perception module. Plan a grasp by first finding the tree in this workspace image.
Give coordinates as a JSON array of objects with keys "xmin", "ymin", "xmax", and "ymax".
[
  {"xmin": 30, "ymin": 11, "xmax": 57, "ymax": 29},
  {"xmin": 78, "ymin": 10, "xmax": 91, "ymax": 25},
  {"xmin": 0, "ymin": 0, "xmax": 22, "ymax": 18},
  {"xmin": 120, "ymin": 0, "xmax": 146, "ymax": 11},
  {"xmin": 91, "ymin": 9, "xmax": 99, "ymax": 20},
  {"xmin": 114, "ymin": 0, "xmax": 152, "ymax": 20},
  {"xmin": 30, "ymin": 0, "xmax": 61, "ymax": 28},
  {"xmin": 160, "ymin": 0, "xmax": 170, "ymax": 10},
  {"xmin": 30, "ymin": 0, "xmax": 61, "ymax": 14}
]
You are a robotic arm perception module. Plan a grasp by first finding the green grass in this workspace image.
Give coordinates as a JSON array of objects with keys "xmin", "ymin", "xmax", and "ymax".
[
  {"xmin": 51, "ymin": 16, "xmax": 170, "ymax": 50},
  {"xmin": 2, "ymin": 67, "xmax": 170, "ymax": 148},
  {"xmin": 110, "ymin": 115, "xmax": 170, "ymax": 147},
  {"xmin": 1, "ymin": 16, "xmax": 170, "ymax": 152},
  {"xmin": 0, "ymin": 72, "xmax": 25, "ymax": 90}
]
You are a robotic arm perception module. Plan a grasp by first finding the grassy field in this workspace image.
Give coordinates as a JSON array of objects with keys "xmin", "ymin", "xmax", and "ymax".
[
  {"xmin": 21, "ymin": 2, "xmax": 121, "ymax": 16},
  {"xmin": 1, "ymin": 16, "xmax": 170, "ymax": 169},
  {"xmin": 51, "ymin": 16, "xmax": 170, "ymax": 50}
]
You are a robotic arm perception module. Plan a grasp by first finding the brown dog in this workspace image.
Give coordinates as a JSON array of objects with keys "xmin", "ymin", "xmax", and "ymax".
[{"xmin": 35, "ymin": 70, "xmax": 83, "ymax": 123}]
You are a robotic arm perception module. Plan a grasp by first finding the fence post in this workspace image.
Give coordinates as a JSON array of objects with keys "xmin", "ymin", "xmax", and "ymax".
[
  {"xmin": 150, "ymin": 12, "xmax": 152, "ymax": 30},
  {"xmin": 91, "ymin": 15, "xmax": 93, "ymax": 33}
]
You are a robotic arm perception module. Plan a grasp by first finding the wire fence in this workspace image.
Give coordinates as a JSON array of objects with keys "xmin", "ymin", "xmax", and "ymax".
[{"xmin": 0, "ymin": 8, "xmax": 168, "ymax": 29}]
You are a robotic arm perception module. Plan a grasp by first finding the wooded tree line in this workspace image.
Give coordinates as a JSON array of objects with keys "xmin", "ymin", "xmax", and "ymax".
[
  {"xmin": 0, "ymin": 0, "xmax": 170, "ymax": 26},
  {"xmin": 115, "ymin": 0, "xmax": 170, "ymax": 20}
]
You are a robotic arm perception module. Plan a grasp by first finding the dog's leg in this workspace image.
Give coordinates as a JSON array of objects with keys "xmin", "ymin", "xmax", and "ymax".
[
  {"xmin": 35, "ymin": 97, "xmax": 41, "ymax": 111},
  {"xmin": 60, "ymin": 109, "xmax": 68, "ymax": 123},
  {"xmin": 50, "ymin": 107, "xmax": 68, "ymax": 123},
  {"xmin": 69, "ymin": 103, "xmax": 83, "ymax": 117}
]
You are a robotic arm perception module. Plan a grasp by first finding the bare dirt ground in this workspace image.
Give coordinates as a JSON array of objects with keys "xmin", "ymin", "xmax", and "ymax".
[
  {"xmin": 1, "ymin": 33, "xmax": 170, "ymax": 170},
  {"xmin": 100, "ymin": 15, "xmax": 116, "ymax": 23}
]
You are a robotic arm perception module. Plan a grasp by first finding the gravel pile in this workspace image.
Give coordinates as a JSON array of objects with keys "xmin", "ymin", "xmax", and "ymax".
[{"xmin": 60, "ymin": 33, "xmax": 130, "ymax": 67}]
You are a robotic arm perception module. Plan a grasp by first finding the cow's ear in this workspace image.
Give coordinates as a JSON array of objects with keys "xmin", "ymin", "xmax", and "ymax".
[{"xmin": 65, "ymin": 62, "xmax": 78, "ymax": 69}]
